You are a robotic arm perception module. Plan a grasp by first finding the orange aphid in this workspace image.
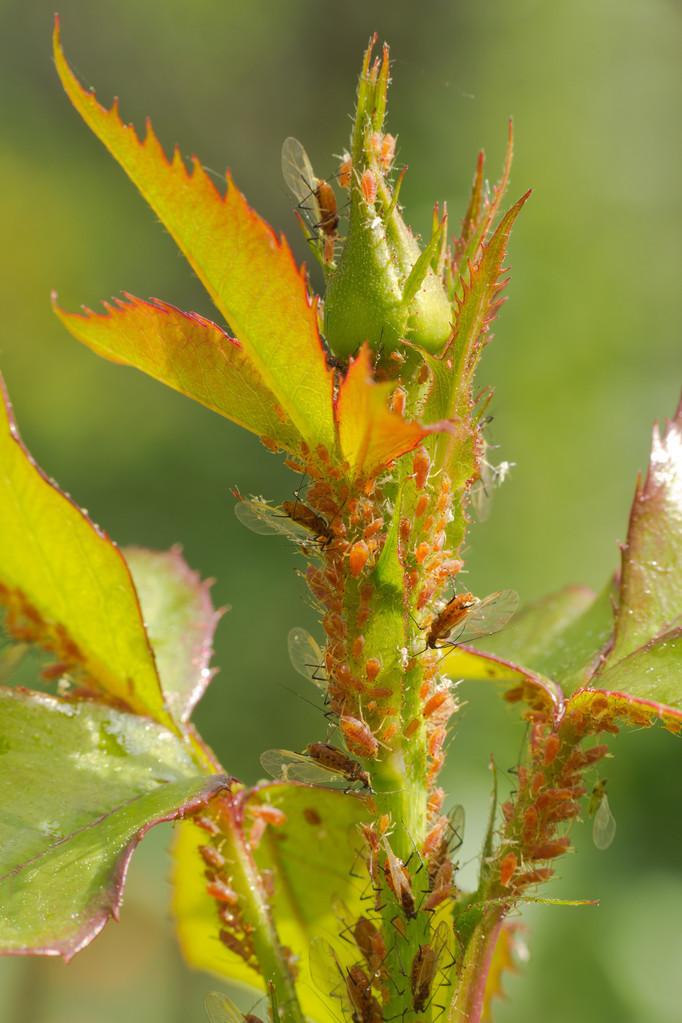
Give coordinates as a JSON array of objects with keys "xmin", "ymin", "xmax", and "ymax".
[
  {"xmin": 543, "ymin": 734, "xmax": 561, "ymax": 766},
  {"xmin": 413, "ymin": 447, "xmax": 430, "ymax": 489},
  {"xmin": 530, "ymin": 837, "xmax": 571, "ymax": 860},
  {"xmin": 381, "ymin": 722, "xmax": 399, "ymax": 743},
  {"xmin": 415, "ymin": 542, "xmax": 431, "ymax": 565},
  {"xmin": 405, "ymin": 718, "xmax": 420, "ymax": 738},
  {"xmin": 360, "ymin": 169, "xmax": 378, "ymax": 204},
  {"xmin": 338, "ymin": 152, "xmax": 353, "ymax": 189},
  {"xmin": 352, "ymin": 635, "xmax": 366, "ymax": 659},
  {"xmin": 423, "ymin": 690, "xmax": 448, "ymax": 718},
  {"xmin": 341, "ymin": 715, "xmax": 380, "ymax": 758},
  {"xmin": 390, "ymin": 386, "xmax": 406, "ymax": 415},
  {"xmin": 499, "ymin": 851, "xmax": 517, "ymax": 887},
  {"xmin": 415, "ymin": 493, "xmax": 430, "ymax": 518},
  {"xmin": 349, "ymin": 540, "xmax": 370, "ymax": 577},
  {"xmin": 199, "ymin": 844, "xmax": 225, "ymax": 870},
  {"xmin": 365, "ymin": 657, "xmax": 382, "ymax": 682},
  {"xmin": 206, "ymin": 880, "xmax": 239, "ymax": 905},
  {"xmin": 363, "ymin": 517, "xmax": 384, "ymax": 540},
  {"xmin": 379, "ymin": 133, "xmax": 396, "ymax": 171},
  {"xmin": 250, "ymin": 804, "xmax": 287, "ymax": 827}
]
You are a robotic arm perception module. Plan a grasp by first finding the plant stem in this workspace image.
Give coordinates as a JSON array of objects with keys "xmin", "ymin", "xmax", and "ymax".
[
  {"xmin": 220, "ymin": 805, "xmax": 305, "ymax": 1023},
  {"xmin": 449, "ymin": 908, "xmax": 504, "ymax": 1023}
]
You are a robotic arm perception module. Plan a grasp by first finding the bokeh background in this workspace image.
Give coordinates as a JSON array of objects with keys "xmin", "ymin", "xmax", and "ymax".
[{"xmin": 0, "ymin": 1, "xmax": 680, "ymax": 1020}]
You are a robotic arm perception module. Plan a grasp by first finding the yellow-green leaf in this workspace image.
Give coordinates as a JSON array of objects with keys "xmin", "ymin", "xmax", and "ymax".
[
  {"xmin": 335, "ymin": 344, "xmax": 429, "ymax": 478},
  {"xmin": 53, "ymin": 20, "xmax": 335, "ymax": 454},
  {"xmin": 172, "ymin": 783, "xmax": 367, "ymax": 1022},
  {"xmin": 0, "ymin": 377, "xmax": 170, "ymax": 727},
  {"xmin": 54, "ymin": 294, "xmax": 302, "ymax": 453}
]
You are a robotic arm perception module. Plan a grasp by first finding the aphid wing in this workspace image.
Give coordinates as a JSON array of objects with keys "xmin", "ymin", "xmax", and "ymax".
[
  {"xmin": 592, "ymin": 794, "xmax": 617, "ymax": 850},
  {"xmin": 470, "ymin": 460, "xmax": 495, "ymax": 522},
  {"xmin": 281, "ymin": 137, "xmax": 321, "ymax": 217},
  {"xmin": 234, "ymin": 499, "xmax": 311, "ymax": 545},
  {"xmin": 456, "ymin": 589, "xmax": 519, "ymax": 643},
  {"xmin": 204, "ymin": 992, "xmax": 242, "ymax": 1023},
  {"xmin": 259, "ymin": 749, "xmax": 347, "ymax": 788},
  {"xmin": 309, "ymin": 938, "xmax": 349, "ymax": 1014},
  {"xmin": 288, "ymin": 627, "xmax": 326, "ymax": 689},
  {"xmin": 448, "ymin": 803, "xmax": 466, "ymax": 851}
]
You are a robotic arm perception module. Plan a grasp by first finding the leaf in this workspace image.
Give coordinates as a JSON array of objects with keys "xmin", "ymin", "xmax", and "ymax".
[
  {"xmin": 172, "ymin": 783, "xmax": 367, "ymax": 1022},
  {"xmin": 335, "ymin": 344, "xmax": 431, "ymax": 478},
  {"xmin": 0, "ymin": 377, "xmax": 171, "ymax": 727},
  {"xmin": 481, "ymin": 921, "xmax": 523, "ymax": 1023},
  {"xmin": 0, "ymin": 686, "xmax": 226, "ymax": 958},
  {"xmin": 567, "ymin": 627, "xmax": 682, "ymax": 733},
  {"xmin": 428, "ymin": 190, "xmax": 531, "ymax": 429},
  {"xmin": 53, "ymin": 20, "xmax": 336, "ymax": 454},
  {"xmin": 440, "ymin": 645, "xmax": 562, "ymax": 717},
  {"xmin": 53, "ymin": 294, "xmax": 302, "ymax": 453},
  {"xmin": 608, "ymin": 399, "xmax": 682, "ymax": 665},
  {"xmin": 124, "ymin": 546, "xmax": 222, "ymax": 725}
]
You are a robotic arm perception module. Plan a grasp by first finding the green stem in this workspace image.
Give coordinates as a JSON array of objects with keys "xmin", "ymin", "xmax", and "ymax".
[
  {"xmin": 450, "ymin": 908, "xmax": 504, "ymax": 1023},
  {"xmin": 221, "ymin": 807, "xmax": 305, "ymax": 1023}
]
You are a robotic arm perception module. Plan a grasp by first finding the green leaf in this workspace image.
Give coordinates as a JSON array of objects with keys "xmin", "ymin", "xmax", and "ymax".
[
  {"xmin": 0, "ymin": 378, "xmax": 171, "ymax": 728},
  {"xmin": 608, "ymin": 400, "xmax": 682, "ymax": 665},
  {"xmin": 124, "ymin": 546, "xmax": 222, "ymax": 725},
  {"xmin": 0, "ymin": 687, "xmax": 225, "ymax": 957},
  {"xmin": 54, "ymin": 295, "xmax": 303, "ymax": 454},
  {"xmin": 173, "ymin": 784, "xmax": 367, "ymax": 1022},
  {"xmin": 583, "ymin": 626, "xmax": 682, "ymax": 727},
  {"xmin": 54, "ymin": 21, "xmax": 336, "ymax": 455}
]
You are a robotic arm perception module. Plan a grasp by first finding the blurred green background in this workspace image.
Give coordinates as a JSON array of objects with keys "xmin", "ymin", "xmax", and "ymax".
[{"xmin": 0, "ymin": 0, "xmax": 680, "ymax": 1020}]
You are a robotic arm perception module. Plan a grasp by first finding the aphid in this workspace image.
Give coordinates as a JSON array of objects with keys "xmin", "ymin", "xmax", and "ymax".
[
  {"xmin": 499, "ymin": 851, "xmax": 517, "ymax": 887},
  {"xmin": 427, "ymin": 589, "xmax": 519, "ymax": 649},
  {"xmin": 354, "ymin": 916, "xmax": 387, "ymax": 982},
  {"xmin": 303, "ymin": 806, "xmax": 322, "ymax": 826},
  {"xmin": 410, "ymin": 922, "xmax": 450, "ymax": 1012},
  {"xmin": 260, "ymin": 744, "xmax": 371, "ymax": 791},
  {"xmin": 341, "ymin": 714, "xmax": 379, "ymax": 759},
  {"xmin": 287, "ymin": 627, "xmax": 327, "ymax": 690},
  {"xmin": 250, "ymin": 804, "xmax": 287, "ymax": 827},
  {"xmin": 470, "ymin": 449, "xmax": 515, "ymax": 522},
  {"xmin": 589, "ymin": 780, "xmax": 617, "ymax": 851},
  {"xmin": 349, "ymin": 540, "xmax": 370, "ymax": 577},
  {"xmin": 206, "ymin": 880, "xmax": 239, "ymax": 905},
  {"xmin": 382, "ymin": 839, "xmax": 416, "ymax": 918},
  {"xmin": 234, "ymin": 495, "xmax": 330, "ymax": 547},
  {"xmin": 281, "ymin": 136, "xmax": 338, "ymax": 260},
  {"xmin": 204, "ymin": 992, "xmax": 263, "ymax": 1023},
  {"xmin": 413, "ymin": 447, "xmax": 431, "ymax": 489},
  {"xmin": 360, "ymin": 169, "xmax": 378, "ymax": 205},
  {"xmin": 346, "ymin": 964, "xmax": 383, "ymax": 1023},
  {"xmin": 338, "ymin": 152, "xmax": 353, "ymax": 189},
  {"xmin": 282, "ymin": 499, "xmax": 333, "ymax": 545}
]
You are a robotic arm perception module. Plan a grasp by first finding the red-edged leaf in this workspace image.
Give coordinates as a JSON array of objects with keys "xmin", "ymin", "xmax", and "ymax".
[
  {"xmin": 54, "ymin": 294, "xmax": 302, "ymax": 453},
  {"xmin": 124, "ymin": 546, "xmax": 223, "ymax": 725},
  {"xmin": 0, "ymin": 376, "xmax": 171, "ymax": 728},
  {"xmin": 53, "ymin": 20, "xmax": 335, "ymax": 454},
  {"xmin": 0, "ymin": 687, "xmax": 227, "ymax": 959},
  {"xmin": 335, "ymin": 344, "xmax": 433, "ymax": 479},
  {"xmin": 609, "ymin": 398, "xmax": 682, "ymax": 664}
]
